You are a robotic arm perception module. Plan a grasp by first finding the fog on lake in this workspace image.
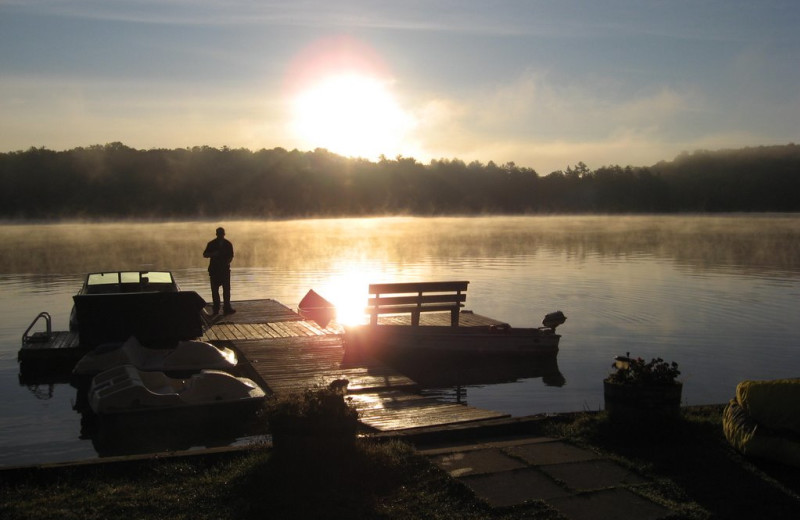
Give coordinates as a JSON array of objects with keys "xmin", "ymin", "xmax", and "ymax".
[{"xmin": 1, "ymin": 215, "xmax": 798, "ymax": 466}]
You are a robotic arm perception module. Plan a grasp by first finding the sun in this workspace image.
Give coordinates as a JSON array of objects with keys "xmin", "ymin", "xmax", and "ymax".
[{"xmin": 290, "ymin": 73, "xmax": 414, "ymax": 159}]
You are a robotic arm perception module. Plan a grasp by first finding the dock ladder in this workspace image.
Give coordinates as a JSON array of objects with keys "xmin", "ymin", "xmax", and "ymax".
[{"xmin": 22, "ymin": 311, "xmax": 52, "ymax": 345}]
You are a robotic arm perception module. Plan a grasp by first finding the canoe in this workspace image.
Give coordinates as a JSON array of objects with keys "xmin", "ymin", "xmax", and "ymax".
[{"xmin": 298, "ymin": 289, "xmax": 336, "ymax": 327}]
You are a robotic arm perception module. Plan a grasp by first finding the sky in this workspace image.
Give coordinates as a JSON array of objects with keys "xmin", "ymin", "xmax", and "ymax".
[{"xmin": 1, "ymin": 0, "xmax": 799, "ymax": 174}]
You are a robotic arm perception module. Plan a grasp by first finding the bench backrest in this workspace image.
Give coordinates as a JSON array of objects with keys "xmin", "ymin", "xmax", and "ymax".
[{"xmin": 367, "ymin": 281, "xmax": 469, "ymax": 326}]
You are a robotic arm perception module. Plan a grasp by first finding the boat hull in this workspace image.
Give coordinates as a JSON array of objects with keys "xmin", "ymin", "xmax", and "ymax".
[
  {"xmin": 345, "ymin": 324, "xmax": 560, "ymax": 356},
  {"xmin": 298, "ymin": 289, "xmax": 336, "ymax": 327},
  {"xmin": 91, "ymin": 396, "xmax": 266, "ymax": 424},
  {"xmin": 88, "ymin": 365, "xmax": 266, "ymax": 419}
]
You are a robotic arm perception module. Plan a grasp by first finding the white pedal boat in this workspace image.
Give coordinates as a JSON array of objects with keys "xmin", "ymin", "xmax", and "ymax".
[
  {"xmin": 88, "ymin": 364, "xmax": 266, "ymax": 417},
  {"xmin": 73, "ymin": 335, "xmax": 237, "ymax": 384}
]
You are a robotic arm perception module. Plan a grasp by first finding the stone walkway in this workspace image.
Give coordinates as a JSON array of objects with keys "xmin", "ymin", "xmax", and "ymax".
[{"xmin": 419, "ymin": 436, "xmax": 674, "ymax": 520}]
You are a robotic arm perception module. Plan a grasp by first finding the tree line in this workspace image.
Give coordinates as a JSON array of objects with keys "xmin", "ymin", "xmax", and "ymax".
[{"xmin": 1, "ymin": 142, "xmax": 798, "ymax": 219}]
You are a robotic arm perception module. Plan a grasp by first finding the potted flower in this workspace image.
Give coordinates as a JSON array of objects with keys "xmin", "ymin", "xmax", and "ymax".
[
  {"xmin": 265, "ymin": 379, "xmax": 359, "ymax": 453},
  {"xmin": 604, "ymin": 354, "xmax": 682, "ymax": 421}
]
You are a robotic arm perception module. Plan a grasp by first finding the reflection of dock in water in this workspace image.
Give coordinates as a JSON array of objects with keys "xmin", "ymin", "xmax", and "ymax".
[
  {"xmin": 382, "ymin": 350, "xmax": 565, "ymax": 388},
  {"xmin": 376, "ymin": 347, "xmax": 565, "ymax": 406},
  {"xmin": 202, "ymin": 299, "xmax": 509, "ymax": 432}
]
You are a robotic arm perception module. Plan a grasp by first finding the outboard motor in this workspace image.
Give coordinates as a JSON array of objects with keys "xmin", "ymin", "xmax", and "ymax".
[{"xmin": 542, "ymin": 311, "xmax": 567, "ymax": 330}]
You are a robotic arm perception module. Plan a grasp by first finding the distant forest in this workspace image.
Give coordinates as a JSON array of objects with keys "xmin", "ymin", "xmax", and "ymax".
[{"xmin": 2, "ymin": 143, "xmax": 799, "ymax": 219}]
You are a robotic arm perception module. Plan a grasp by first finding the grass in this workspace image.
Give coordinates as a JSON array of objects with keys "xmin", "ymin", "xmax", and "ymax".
[
  {"xmin": 2, "ymin": 406, "xmax": 799, "ymax": 519},
  {"xmin": 0, "ymin": 440, "xmax": 524, "ymax": 520},
  {"xmin": 534, "ymin": 405, "xmax": 800, "ymax": 519}
]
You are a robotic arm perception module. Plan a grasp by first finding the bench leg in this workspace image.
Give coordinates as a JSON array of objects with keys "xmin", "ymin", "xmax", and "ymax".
[
  {"xmin": 450, "ymin": 308, "xmax": 459, "ymax": 326},
  {"xmin": 411, "ymin": 311, "xmax": 420, "ymax": 326}
]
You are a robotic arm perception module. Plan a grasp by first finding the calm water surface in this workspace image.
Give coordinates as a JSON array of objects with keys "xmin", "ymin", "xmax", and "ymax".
[{"xmin": 1, "ymin": 215, "xmax": 798, "ymax": 466}]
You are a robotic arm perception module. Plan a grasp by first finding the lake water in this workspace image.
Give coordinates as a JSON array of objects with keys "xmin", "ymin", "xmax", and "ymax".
[{"xmin": 1, "ymin": 215, "xmax": 798, "ymax": 467}]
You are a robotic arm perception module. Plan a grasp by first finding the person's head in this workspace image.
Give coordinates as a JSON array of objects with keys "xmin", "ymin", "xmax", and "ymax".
[{"xmin": 216, "ymin": 227, "xmax": 225, "ymax": 239}]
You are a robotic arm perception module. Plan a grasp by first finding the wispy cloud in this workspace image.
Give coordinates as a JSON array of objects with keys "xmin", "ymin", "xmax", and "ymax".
[
  {"xmin": 409, "ymin": 70, "xmax": 702, "ymax": 170},
  {"xmin": 3, "ymin": 1, "xmax": 458, "ymax": 29}
]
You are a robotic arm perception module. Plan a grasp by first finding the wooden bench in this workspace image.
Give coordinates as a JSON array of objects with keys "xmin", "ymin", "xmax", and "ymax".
[{"xmin": 366, "ymin": 281, "xmax": 469, "ymax": 326}]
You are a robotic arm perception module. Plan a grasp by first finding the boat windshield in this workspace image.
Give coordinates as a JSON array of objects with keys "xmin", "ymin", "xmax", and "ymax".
[{"xmin": 84, "ymin": 271, "xmax": 177, "ymax": 294}]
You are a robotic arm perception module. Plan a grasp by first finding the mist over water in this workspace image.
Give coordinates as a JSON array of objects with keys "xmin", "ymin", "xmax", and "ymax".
[{"xmin": 1, "ymin": 215, "xmax": 798, "ymax": 466}]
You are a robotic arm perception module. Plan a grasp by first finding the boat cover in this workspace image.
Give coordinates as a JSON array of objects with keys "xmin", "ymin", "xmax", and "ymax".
[
  {"xmin": 73, "ymin": 291, "xmax": 206, "ymax": 347},
  {"xmin": 735, "ymin": 378, "xmax": 800, "ymax": 434},
  {"xmin": 73, "ymin": 335, "xmax": 237, "ymax": 377},
  {"xmin": 723, "ymin": 399, "xmax": 800, "ymax": 468}
]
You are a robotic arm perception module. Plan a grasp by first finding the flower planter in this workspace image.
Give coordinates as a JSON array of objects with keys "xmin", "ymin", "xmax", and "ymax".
[
  {"xmin": 604, "ymin": 381, "xmax": 683, "ymax": 421},
  {"xmin": 266, "ymin": 384, "xmax": 359, "ymax": 455},
  {"xmin": 269, "ymin": 416, "xmax": 357, "ymax": 453}
]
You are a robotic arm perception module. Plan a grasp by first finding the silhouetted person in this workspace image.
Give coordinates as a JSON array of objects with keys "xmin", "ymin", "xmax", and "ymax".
[{"xmin": 203, "ymin": 227, "xmax": 235, "ymax": 315}]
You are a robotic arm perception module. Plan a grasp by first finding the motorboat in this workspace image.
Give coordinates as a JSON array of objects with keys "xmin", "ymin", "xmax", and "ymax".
[
  {"xmin": 70, "ymin": 270, "xmax": 180, "ymax": 333},
  {"xmin": 70, "ymin": 270, "xmax": 207, "ymax": 348},
  {"xmin": 88, "ymin": 364, "xmax": 266, "ymax": 418},
  {"xmin": 19, "ymin": 270, "xmax": 207, "ymax": 379},
  {"xmin": 72, "ymin": 335, "xmax": 237, "ymax": 388}
]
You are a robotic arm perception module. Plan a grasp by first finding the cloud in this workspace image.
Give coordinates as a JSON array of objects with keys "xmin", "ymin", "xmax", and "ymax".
[
  {"xmin": 407, "ymin": 72, "xmax": 701, "ymax": 171},
  {"xmin": 2, "ymin": 1, "xmax": 480, "ymax": 30},
  {"xmin": 0, "ymin": 73, "xmax": 283, "ymax": 151}
]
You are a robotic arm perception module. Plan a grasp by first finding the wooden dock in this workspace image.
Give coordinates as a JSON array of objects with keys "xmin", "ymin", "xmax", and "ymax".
[
  {"xmin": 18, "ymin": 331, "xmax": 83, "ymax": 384},
  {"xmin": 202, "ymin": 299, "xmax": 509, "ymax": 432}
]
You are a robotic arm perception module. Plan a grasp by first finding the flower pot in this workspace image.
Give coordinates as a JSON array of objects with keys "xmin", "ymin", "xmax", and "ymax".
[
  {"xmin": 604, "ymin": 381, "xmax": 683, "ymax": 421},
  {"xmin": 269, "ymin": 416, "xmax": 357, "ymax": 453}
]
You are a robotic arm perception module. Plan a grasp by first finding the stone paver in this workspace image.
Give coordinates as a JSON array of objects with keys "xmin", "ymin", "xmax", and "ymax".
[
  {"xmin": 506, "ymin": 440, "xmax": 600, "ymax": 466},
  {"xmin": 425, "ymin": 435, "xmax": 675, "ymax": 519},
  {"xmin": 418, "ymin": 436, "xmax": 558, "ymax": 456},
  {"xmin": 548, "ymin": 488, "xmax": 672, "ymax": 520},
  {"xmin": 459, "ymin": 467, "xmax": 570, "ymax": 507},
  {"xmin": 540, "ymin": 459, "xmax": 646, "ymax": 491},
  {"xmin": 430, "ymin": 448, "xmax": 526, "ymax": 477}
]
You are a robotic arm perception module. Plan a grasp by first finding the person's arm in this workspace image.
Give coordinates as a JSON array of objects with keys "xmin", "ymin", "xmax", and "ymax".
[{"xmin": 204, "ymin": 241, "xmax": 220, "ymax": 258}]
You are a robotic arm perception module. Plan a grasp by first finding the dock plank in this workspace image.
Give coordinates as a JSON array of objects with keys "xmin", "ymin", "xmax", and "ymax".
[
  {"xmin": 230, "ymin": 335, "xmax": 418, "ymax": 397},
  {"xmin": 18, "ymin": 331, "xmax": 80, "ymax": 353},
  {"xmin": 377, "ymin": 310, "xmax": 508, "ymax": 327},
  {"xmin": 266, "ymin": 322, "xmax": 290, "ymax": 338},
  {"xmin": 205, "ymin": 299, "xmax": 302, "ymax": 325},
  {"xmin": 349, "ymin": 391, "xmax": 508, "ymax": 431}
]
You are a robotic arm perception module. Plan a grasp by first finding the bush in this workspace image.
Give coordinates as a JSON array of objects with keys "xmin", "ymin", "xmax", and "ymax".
[
  {"xmin": 606, "ymin": 356, "xmax": 680, "ymax": 386},
  {"xmin": 265, "ymin": 380, "xmax": 359, "ymax": 453}
]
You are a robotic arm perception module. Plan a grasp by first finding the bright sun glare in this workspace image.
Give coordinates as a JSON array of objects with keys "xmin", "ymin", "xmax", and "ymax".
[
  {"xmin": 291, "ymin": 73, "xmax": 415, "ymax": 160},
  {"xmin": 314, "ymin": 265, "xmax": 373, "ymax": 326}
]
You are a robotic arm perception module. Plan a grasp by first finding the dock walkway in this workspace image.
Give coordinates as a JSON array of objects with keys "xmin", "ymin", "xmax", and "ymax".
[{"xmin": 202, "ymin": 299, "xmax": 508, "ymax": 432}]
